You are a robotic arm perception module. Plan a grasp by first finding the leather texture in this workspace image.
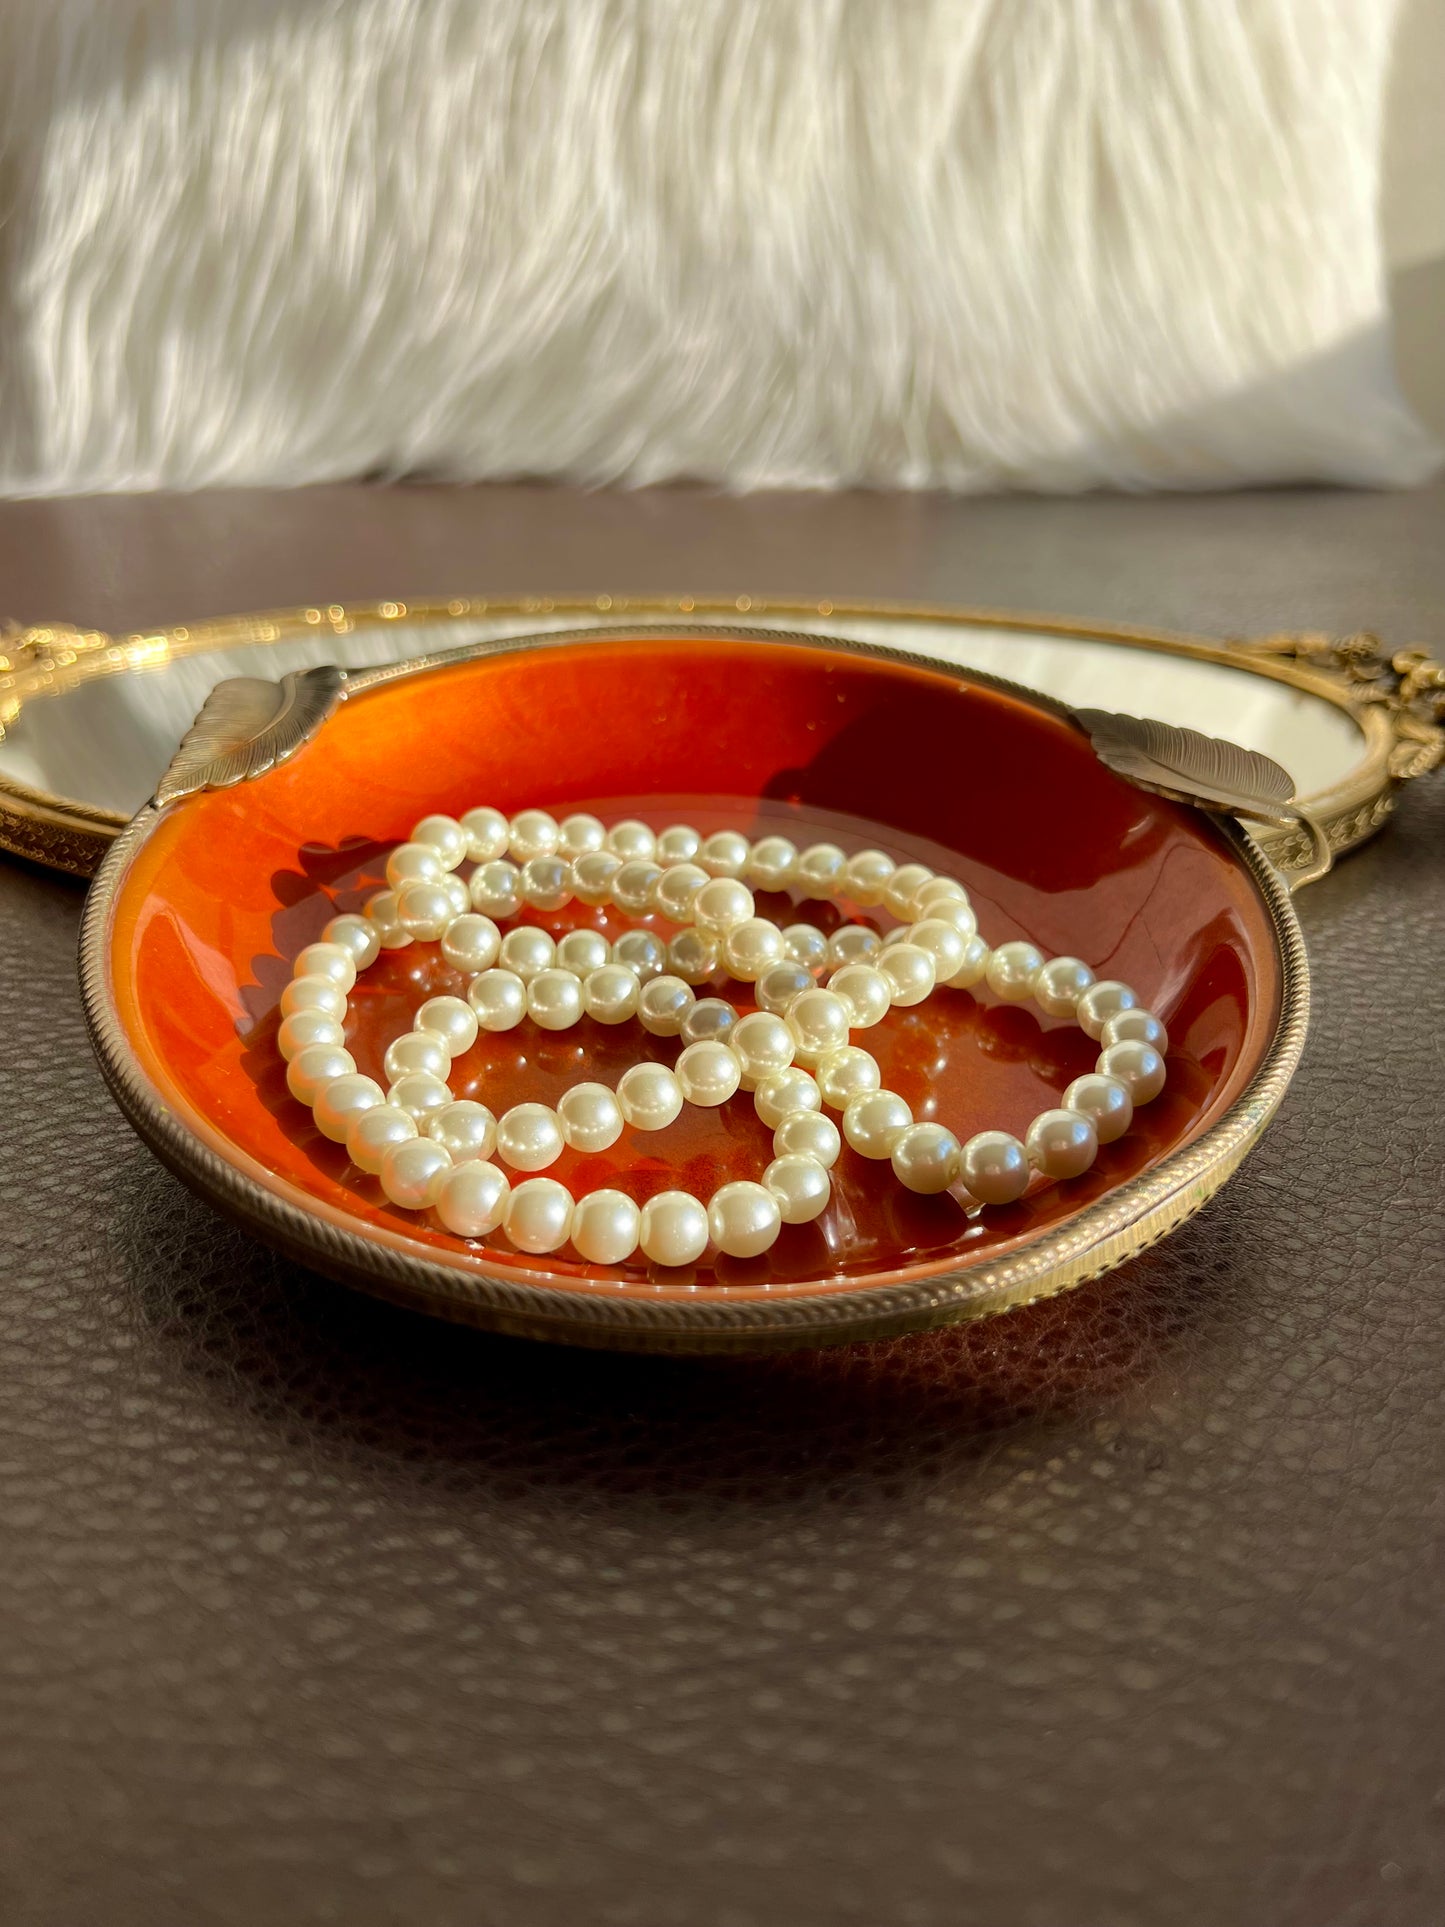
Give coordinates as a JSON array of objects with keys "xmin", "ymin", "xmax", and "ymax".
[{"xmin": 2, "ymin": 484, "xmax": 1443, "ymax": 1927}]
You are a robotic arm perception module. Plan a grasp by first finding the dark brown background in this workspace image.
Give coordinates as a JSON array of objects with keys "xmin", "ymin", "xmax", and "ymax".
[{"xmin": 2, "ymin": 484, "xmax": 1443, "ymax": 1927}]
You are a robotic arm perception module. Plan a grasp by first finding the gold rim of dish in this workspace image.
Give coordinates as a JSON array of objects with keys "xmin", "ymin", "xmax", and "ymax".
[
  {"xmin": 3, "ymin": 591, "xmax": 1431, "ymax": 876},
  {"xmin": 77, "ymin": 623, "xmax": 1310, "ymax": 1355}
]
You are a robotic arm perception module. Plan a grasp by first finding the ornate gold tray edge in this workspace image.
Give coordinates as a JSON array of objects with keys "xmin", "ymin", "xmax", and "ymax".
[
  {"xmin": 5, "ymin": 593, "xmax": 1441, "ymax": 876},
  {"xmin": 77, "ymin": 623, "xmax": 1311, "ymax": 1356}
]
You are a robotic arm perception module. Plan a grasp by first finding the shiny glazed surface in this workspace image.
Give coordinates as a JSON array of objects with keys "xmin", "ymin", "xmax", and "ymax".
[{"xmin": 107, "ymin": 635, "xmax": 1282, "ymax": 1298}]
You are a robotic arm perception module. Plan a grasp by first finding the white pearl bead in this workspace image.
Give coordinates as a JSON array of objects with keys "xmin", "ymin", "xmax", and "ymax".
[
  {"xmin": 827, "ymin": 964, "xmax": 891, "ymax": 1029},
  {"xmin": 346, "ymin": 1103, "xmax": 418, "ymax": 1174},
  {"xmin": 277, "ymin": 1009, "xmax": 345, "ymax": 1062},
  {"xmin": 606, "ymin": 819, "xmax": 656, "ymax": 862},
  {"xmin": 1101, "ymin": 1008, "xmax": 1169, "ymax": 1055},
  {"xmin": 675, "ymin": 1040, "xmax": 742, "ymax": 1107},
  {"xmin": 505, "ymin": 1177, "xmax": 574, "ymax": 1253},
  {"xmin": 569, "ymin": 851, "xmax": 623, "ymax": 906},
  {"xmin": 385, "ymin": 842, "xmax": 444, "ymax": 890},
  {"xmin": 882, "ymin": 862, "xmax": 932, "ymax": 917},
  {"xmin": 380, "ymin": 1136, "xmax": 452, "ymax": 1210},
  {"xmin": 286, "ymin": 1042, "xmax": 356, "ymax": 1104},
  {"xmin": 946, "ymin": 935, "xmax": 991, "ymax": 990},
  {"xmin": 412, "ymin": 814, "xmax": 468, "ymax": 870},
  {"xmin": 555, "ymin": 928, "xmax": 611, "ymax": 977},
  {"xmin": 878, "ymin": 943, "xmax": 936, "ymax": 1008},
  {"xmin": 1025, "ymin": 1108, "xmax": 1099, "ymax": 1179},
  {"xmin": 508, "ymin": 809, "xmax": 560, "ymax": 862},
  {"xmin": 280, "ymin": 975, "xmax": 347, "ymax": 1022},
  {"xmin": 520, "ymin": 855, "xmax": 573, "ymax": 912},
  {"xmin": 679, "ymin": 998, "xmax": 737, "ymax": 1047},
  {"xmin": 753, "ymin": 1067, "xmax": 823, "ymax": 1128},
  {"xmin": 526, "ymin": 967, "xmax": 585, "ymax": 1031},
  {"xmin": 396, "ymin": 881, "xmax": 453, "ymax": 941},
  {"xmin": 440, "ymin": 880, "xmax": 472, "ymax": 930},
  {"xmin": 611, "ymin": 859, "xmax": 662, "ymax": 916},
  {"xmin": 558, "ymin": 812, "xmax": 606, "ymax": 860},
  {"xmin": 293, "ymin": 941, "xmax": 357, "ymax": 994},
  {"xmin": 387, "ymin": 1071, "xmax": 452, "ymax": 1123},
  {"xmin": 639, "ymin": 1190, "xmax": 710, "ymax": 1267},
  {"xmin": 781, "ymin": 923, "xmax": 829, "ymax": 970},
  {"xmin": 827, "ymin": 926, "xmax": 881, "ymax": 968},
  {"xmin": 427, "ymin": 1100, "xmax": 498, "ymax": 1161},
  {"xmin": 322, "ymin": 913, "xmax": 381, "ymax": 969},
  {"xmin": 313, "ymin": 1073, "xmax": 386, "ymax": 1144},
  {"xmin": 434, "ymin": 1159, "xmax": 510, "ymax": 1237},
  {"xmin": 460, "ymin": 806, "xmax": 510, "ymax": 862},
  {"xmin": 756, "ymin": 962, "xmax": 815, "ymax": 1015},
  {"xmin": 698, "ymin": 829, "xmax": 751, "ymax": 878},
  {"xmin": 907, "ymin": 919, "xmax": 967, "ymax": 982},
  {"xmin": 582, "ymin": 963, "xmax": 641, "ymax": 1025},
  {"xmin": 616, "ymin": 1062, "xmax": 684, "ymax": 1132},
  {"xmin": 470, "ymin": 860, "xmax": 524, "ymax": 920},
  {"xmin": 441, "ymin": 914, "xmax": 501, "ymax": 974},
  {"xmin": 693, "ymin": 877, "xmax": 754, "ymax": 937},
  {"xmin": 722, "ymin": 918, "xmax": 786, "ymax": 983},
  {"xmin": 1076, "ymin": 980, "xmax": 1139, "ymax": 1040},
  {"xmin": 1097, "ymin": 1039, "xmax": 1166, "ymax": 1103},
  {"xmin": 912, "ymin": 876, "xmax": 970, "ymax": 915},
  {"xmin": 415, "ymin": 995, "xmax": 479, "ymax": 1056},
  {"xmin": 842, "ymin": 1089, "xmax": 913, "ymax": 1158},
  {"xmin": 763, "ymin": 1155, "xmax": 831, "ymax": 1223},
  {"xmin": 816, "ymin": 1045, "xmax": 882, "ymax": 1109},
  {"xmin": 498, "ymin": 926, "xmax": 556, "ymax": 981},
  {"xmin": 557, "ymin": 1082, "xmax": 625, "ymax": 1152},
  {"xmin": 610, "ymin": 930, "xmax": 667, "ymax": 982},
  {"xmin": 495, "ymin": 1102, "xmax": 565, "ymax": 1171},
  {"xmin": 382, "ymin": 1032, "xmax": 450, "ymax": 1084},
  {"xmin": 656, "ymin": 823, "xmax": 702, "ymax": 864},
  {"xmin": 1062, "ymin": 1072, "xmax": 1134, "ymax": 1144},
  {"xmin": 364, "ymin": 889, "xmax": 412, "ymax": 949},
  {"xmin": 667, "ymin": 928, "xmax": 720, "ymax": 986},
  {"xmin": 958, "ymin": 1130, "xmax": 1030, "ymax": 1204},
  {"xmin": 439, "ymin": 873, "xmax": 472, "ymax": 918},
  {"xmin": 891, "ymin": 1121, "xmax": 962, "ymax": 1194},
  {"xmin": 570, "ymin": 1189, "xmax": 641, "ymax": 1264},
  {"xmin": 637, "ymin": 975, "xmax": 696, "ymax": 1037},
  {"xmin": 985, "ymin": 941, "xmax": 1045, "ymax": 1003},
  {"xmin": 467, "ymin": 969, "xmax": 527, "ymax": 1031},
  {"xmin": 785, "ymin": 988, "xmax": 853, "ymax": 1065},
  {"xmin": 729, "ymin": 1011, "xmax": 796, "ymax": 1088},
  {"xmin": 708, "ymin": 1181, "xmax": 783, "ymax": 1258},
  {"xmin": 924, "ymin": 897, "xmax": 980, "ymax": 942},
  {"xmin": 795, "ymin": 843, "xmax": 846, "ymax": 897},
  {"xmin": 843, "ymin": 849, "xmax": 895, "ymax": 907},
  {"xmin": 773, "ymin": 1110, "xmax": 842, "ymax": 1168},
  {"xmin": 1035, "ymin": 956, "xmax": 1096, "ymax": 1018},
  {"xmin": 745, "ymin": 835, "xmax": 798, "ymax": 890},
  {"xmin": 652, "ymin": 862, "xmax": 709, "ymax": 922}
]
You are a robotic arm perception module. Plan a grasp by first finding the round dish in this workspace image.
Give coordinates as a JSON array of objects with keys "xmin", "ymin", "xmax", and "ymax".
[{"xmin": 80, "ymin": 627, "xmax": 1308, "ymax": 1353}]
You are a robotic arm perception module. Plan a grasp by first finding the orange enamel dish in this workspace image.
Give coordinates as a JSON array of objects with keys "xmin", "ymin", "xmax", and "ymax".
[{"xmin": 80, "ymin": 628, "xmax": 1307, "ymax": 1352}]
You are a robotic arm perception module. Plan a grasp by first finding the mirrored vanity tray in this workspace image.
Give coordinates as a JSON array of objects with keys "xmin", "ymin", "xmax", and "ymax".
[
  {"xmin": 3, "ymin": 594, "xmax": 1442, "ymax": 877},
  {"xmin": 74, "ymin": 623, "xmax": 1315, "ymax": 1353}
]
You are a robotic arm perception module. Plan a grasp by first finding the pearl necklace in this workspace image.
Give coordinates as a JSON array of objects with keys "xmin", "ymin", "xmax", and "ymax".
[{"xmin": 276, "ymin": 808, "xmax": 1169, "ymax": 1268}]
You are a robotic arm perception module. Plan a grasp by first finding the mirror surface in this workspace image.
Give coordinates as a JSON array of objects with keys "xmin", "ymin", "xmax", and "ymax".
[{"xmin": 0, "ymin": 611, "xmax": 1366, "ymax": 820}]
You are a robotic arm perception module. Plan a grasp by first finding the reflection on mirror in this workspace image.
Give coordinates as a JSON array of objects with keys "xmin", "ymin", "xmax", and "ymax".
[{"xmin": 0, "ymin": 611, "xmax": 1366, "ymax": 822}]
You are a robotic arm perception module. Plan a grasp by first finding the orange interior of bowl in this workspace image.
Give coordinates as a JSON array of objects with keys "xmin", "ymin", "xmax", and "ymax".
[{"xmin": 105, "ymin": 634, "xmax": 1282, "ymax": 1299}]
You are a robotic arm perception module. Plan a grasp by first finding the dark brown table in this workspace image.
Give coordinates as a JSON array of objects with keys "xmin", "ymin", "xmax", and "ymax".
[{"xmin": 3, "ymin": 484, "xmax": 1442, "ymax": 1927}]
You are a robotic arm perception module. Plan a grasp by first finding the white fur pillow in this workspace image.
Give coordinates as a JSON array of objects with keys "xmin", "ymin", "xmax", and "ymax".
[{"xmin": 0, "ymin": 0, "xmax": 1437, "ymax": 495}]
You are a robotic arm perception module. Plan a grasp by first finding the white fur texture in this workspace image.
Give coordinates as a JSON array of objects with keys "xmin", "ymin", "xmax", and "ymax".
[{"xmin": 0, "ymin": 0, "xmax": 1437, "ymax": 495}]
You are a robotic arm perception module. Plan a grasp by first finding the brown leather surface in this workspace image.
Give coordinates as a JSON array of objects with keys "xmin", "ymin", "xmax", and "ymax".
[{"xmin": 2, "ymin": 483, "xmax": 1443, "ymax": 1927}]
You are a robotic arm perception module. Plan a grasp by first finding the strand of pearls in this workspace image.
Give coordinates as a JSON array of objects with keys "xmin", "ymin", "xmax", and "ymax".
[{"xmin": 277, "ymin": 809, "xmax": 1169, "ymax": 1266}]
